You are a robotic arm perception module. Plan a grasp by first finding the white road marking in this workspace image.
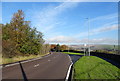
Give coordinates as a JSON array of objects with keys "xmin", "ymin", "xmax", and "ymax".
[
  {"xmin": 21, "ymin": 57, "xmax": 42, "ymax": 64},
  {"xmin": 34, "ymin": 64, "xmax": 39, "ymax": 67},
  {"xmin": 48, "ymin": 60, "xmax": 51, "ymax": 62},
  {"xmin": 68, "ymin": 55, "xmax": 73, "ymax": 63},
  {"xmin": 0, "ymin": 66, "xmax": 2, "ymax": 68},
  {"xmin": 3, "ymin": 53, "xmax": 52, "ymax": 68},
  {"xmin": 65, "ymin": 63, "xmax": 73, "ymax": 81},
  {"xmin": 44, "ymin": 53, "xmax": 53, "ymax": 58},
  {"xmin": 4, "ymin": 63, "xmax": 19, "ymax": 67},
  {"xmin": 65, "ymin": 55, "xmax": 73, "ymax": 81}
]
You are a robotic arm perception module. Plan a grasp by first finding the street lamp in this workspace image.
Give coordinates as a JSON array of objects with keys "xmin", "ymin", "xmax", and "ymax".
[{"xmin": 86, "ymin": 18, "xmax": 90, "ymax": 56}]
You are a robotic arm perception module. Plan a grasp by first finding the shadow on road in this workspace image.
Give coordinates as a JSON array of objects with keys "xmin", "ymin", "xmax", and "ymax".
[{"xmin": 19, "ymin": 61, "xmax": 28, "ymax": 81}]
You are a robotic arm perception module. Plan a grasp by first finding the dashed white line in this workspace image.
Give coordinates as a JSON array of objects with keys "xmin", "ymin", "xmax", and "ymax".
[{"xmin": 34, "ymin": 64, "xmax": 39, "ymax": 67}]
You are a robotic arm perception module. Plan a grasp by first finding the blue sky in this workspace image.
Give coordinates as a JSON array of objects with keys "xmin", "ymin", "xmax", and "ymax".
[{"xmin": 2, "ymin": 2, "xmax": 118, "ymax": 45}]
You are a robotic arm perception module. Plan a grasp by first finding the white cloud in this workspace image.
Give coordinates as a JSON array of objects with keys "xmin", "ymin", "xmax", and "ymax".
[
  {"xmin": 47, "ymin": 35, "xmax": 81, "ymax": 43},
  {"xmin": 91, "ymin": 24, "xmax": 118, "ymax": 35},
  {"xmin": 45, "ymin": 12, "xmax": 118, "ymax": 45},
  {"xmin": 75, "ymin": 24, "xmax": 118, "ymax": 38},
  {"xmin": 30, "ymin": 1, "xmax": 78, "ymax": 33},
  {"xmin": 46, "ymin": 35, "xmax": 118, "ymax": 44},
  {"xmin": 75, "ymin": 12, "xmax": 118, "ymax": 38},
  {"xmin": 89, "ymin": 13, "xmax": 117, "ymax": 23},
  {"xmin": 45, "ymin": 12, "xmax": 118, "ymax": 44},
  {"xmin": 27, "ymin": 3, "xmax": 118, "ymax": 45},
  {"xmin": 89, "ymin": 38, "xmax": 118, "ymax": 44}
]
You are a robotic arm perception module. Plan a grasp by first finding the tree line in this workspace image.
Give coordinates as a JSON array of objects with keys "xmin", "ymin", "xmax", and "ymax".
[
  {"xmin": 2, "ymin": 10, "xmax": 50, "ymax": 58},
  {"xmin": 50, "ymin": 44, "xmax": 69, "ymax": 52}
]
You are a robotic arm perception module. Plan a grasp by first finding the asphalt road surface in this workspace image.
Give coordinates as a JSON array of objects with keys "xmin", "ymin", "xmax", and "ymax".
[
  {"xmin": 68, "ymin": 55, "xmax": 83, "ymax": 64},
  {"xmin": 2, "ymin": 52, "xmax": 72, "ymax": 80}
]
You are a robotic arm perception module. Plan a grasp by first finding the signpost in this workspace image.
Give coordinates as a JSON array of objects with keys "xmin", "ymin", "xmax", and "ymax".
[{"xmin": 84, "ymin": 44, "xmax": 86, "ymax": 56}]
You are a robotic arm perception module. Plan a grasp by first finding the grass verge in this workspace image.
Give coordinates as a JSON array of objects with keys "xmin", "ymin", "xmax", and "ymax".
[
  {"xmin": 74, "ymin": 56, "xmax": 120, "ymax": 79},
  {"xmin": 1, "ymin": 53, "xmax": 49, "ymax": 64},
  {"xmin": 63, "ymin": 52, "xmax": 84, "ymax": 55}
]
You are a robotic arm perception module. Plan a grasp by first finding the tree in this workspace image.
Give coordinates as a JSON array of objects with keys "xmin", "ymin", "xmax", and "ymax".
[
  {"xmin": 2, "ymin": 10, "xmax": 45, "ymax": 57},
  {"xmin": 60, "ymin": 45, "xmax": 68, "ymax": 51},
  {"xmin": 54, "ymin": 44, "xmax": 60, "ymax": 52},
  {"xmin": 50, "ymin": 44, "xmax": 57, "ymax": 51},
  {"xmin": 40, "ymin": 44, "xmax": 50, "ymax": 54}
]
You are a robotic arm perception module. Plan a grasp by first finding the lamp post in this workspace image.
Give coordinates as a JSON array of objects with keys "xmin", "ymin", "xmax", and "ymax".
[{"xmin": 86, "ymin": 18, "xmax": 90, "ymax": 56}]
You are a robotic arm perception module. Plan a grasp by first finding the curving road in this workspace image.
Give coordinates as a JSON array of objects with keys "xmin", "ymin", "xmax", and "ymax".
[{"xmin": 2, "ymin": 52, "xmax": 72, "ymax": 80}]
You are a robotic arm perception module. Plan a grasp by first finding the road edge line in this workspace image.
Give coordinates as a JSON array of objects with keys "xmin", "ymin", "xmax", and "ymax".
[
  {"xmin": 65, "ymin": 55, "xmax": 73, "ymax": 81},
  {"xmin": 2, "ymin": 53, "xmax": 53, "ymax": 68}
]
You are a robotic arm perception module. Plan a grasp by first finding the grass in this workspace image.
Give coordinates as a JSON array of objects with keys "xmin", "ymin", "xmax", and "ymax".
[
  {"xmin": 74, "ymin": 56, "xmax": 120, "ymax": 79},
  {"xmin": 1, "ymin": 53, "xmax": 49, "ymax": 64},
  {"xmin": 63, "ymin": 52, "xmax": 84, "ymax": 55}
]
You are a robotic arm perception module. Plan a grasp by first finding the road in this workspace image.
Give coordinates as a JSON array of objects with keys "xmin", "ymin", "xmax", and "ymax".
[
  {"xmin": 68, "ymin": 55, "xmax": 83, "ymax": 64},
  {"xmin": 2, "ymin": 52, "xmax": 72, "ymax": 80}
]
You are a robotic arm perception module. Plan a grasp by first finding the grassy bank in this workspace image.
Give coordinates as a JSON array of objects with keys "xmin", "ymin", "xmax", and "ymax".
[
  {"xmin": 74, "ymin": 56, "xmax": 120, "ymax": 79},
  {"xmin": 1, "ymin": 53, "xmax": 49, "ymax": 64},
  {"xmin": 63, "ymin": 52, "xmax": 84, "ymax": 55}
]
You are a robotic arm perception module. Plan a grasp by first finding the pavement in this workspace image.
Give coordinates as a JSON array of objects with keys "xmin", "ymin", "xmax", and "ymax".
[{"xmin": 2, "ymin": 52, "xmax": 72, "ymax": 80}]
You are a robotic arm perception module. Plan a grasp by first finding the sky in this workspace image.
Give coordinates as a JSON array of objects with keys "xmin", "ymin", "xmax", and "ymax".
[
  {"xmin": 1, "ymin": 0, "xmax": 119, "ymax": 2},
  {"xmin": 2, "ymin": 2, "xmax": 118, "ymax": 45}
]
